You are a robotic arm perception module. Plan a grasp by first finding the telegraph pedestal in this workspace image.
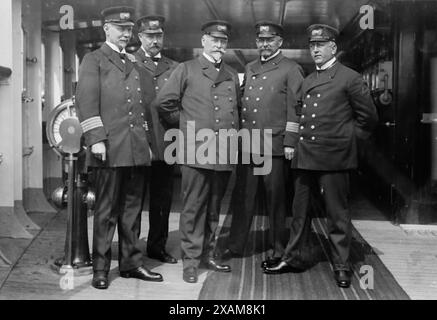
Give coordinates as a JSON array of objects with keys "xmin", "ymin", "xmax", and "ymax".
[{"xmin": 47, "ymin": 99, "xmax": 94, "ymax": 276}]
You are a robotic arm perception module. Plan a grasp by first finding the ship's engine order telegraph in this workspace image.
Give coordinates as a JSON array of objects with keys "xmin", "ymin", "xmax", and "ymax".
[{"xmin": 46, "ymin": 96, "xmax": 94, "ymax": 275}]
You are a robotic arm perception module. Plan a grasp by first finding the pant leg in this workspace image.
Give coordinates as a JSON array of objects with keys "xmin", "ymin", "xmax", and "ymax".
[
  {"xmin": 203, "ymin": 170, "xmax": 231, "ymax": 259},
  {"xmin": 319, "ymin": 171, "xmax": 352, "ymax": 271},
  {"xmin": 92, "ymin": 167, "xmax": 122, "ymax": 272},
  {"xmin": 180, "ymin": 166, "xmax": 210, "ymax": 269},
  {"xmin": 263, "ymin": 157, "xmax": 288, "ymax": 258},
  {"xmin": 117, "ymin": 166, "xmax": 147, "ymax": 272},
  {"xmin": 227, "ymin": 163, "xmax": 258, "ymax": 255},
  {"xmin": 147, "ymin": 160, "xmax": 174, "ymax": 254},
  {"xmin": 282, "ymin": 170, "xmax": 314, "ymax": 266}
]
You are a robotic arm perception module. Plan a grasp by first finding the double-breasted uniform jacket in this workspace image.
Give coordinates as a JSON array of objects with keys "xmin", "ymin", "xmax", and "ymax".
[
  {"xmin": 156, "ymin": 55, "xmax": 241, "ymax": 171},
  {"xmin": 134, "ymin": 49, "xmax": 179, "ymax": 160},
  {"xmin": 241, "ymin": 52, "xmax": 304, "ymax": 156},
  {"xmin": 76, "ymin": 43, "xmax": 154, "ymax": 167},
  {"xmin": 292, "ymin": 61, "xmax": 378, "ymax": 170}
]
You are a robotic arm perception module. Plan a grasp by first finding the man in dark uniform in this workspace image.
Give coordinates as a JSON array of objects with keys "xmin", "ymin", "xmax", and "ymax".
[
  {"xmin": 156, "ymin": 20, "xmax": 240, "ymax": 283},
  {"xmin": 135, "ymin": 15, "xmax": 179, "ymax": 264},
  {"xmin": 222, "ymin": 21, "xmax": 304, "ymax": 268},
  {"xmin": 263, "ymin": 24, "xmax": 378, "ymax": 288},
  {"xmin": 75, "ymin": 6, "xmax": 163, "ymax": 289}
]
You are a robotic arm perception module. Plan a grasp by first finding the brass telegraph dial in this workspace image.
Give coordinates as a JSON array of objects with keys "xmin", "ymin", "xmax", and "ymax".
[{"xmin": 46, "ymin": 98, "xmax": 85, "ymax": 156}]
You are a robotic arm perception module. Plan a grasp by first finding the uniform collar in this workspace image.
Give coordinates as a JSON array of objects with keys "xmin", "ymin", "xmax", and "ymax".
[
  {"xmin": 142, "ymin": 47, "xmax": 161, "ymax": 59},
  {"xmin": 203, "ymin": 52, "xmax": 221, "ymax": 64},
  {"xmin": 316, "ymin": 56, "xmax": 336, "ymax": 71},
  {"xmin": 260, "ymin": 49, "xmax": 281, "ymax": 62},
  {"xmin": 105, "ymin": 41, "xmax": 126, "ymax": 54}
]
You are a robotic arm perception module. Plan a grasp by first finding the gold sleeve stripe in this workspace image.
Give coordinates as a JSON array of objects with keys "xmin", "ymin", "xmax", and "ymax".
[{"xmin": 81, "ymin": 116, "xmax": 104, "ymax": 133}]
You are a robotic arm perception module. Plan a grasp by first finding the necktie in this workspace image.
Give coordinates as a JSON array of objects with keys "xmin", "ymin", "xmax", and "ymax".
[
  {"xmin": 151, "ymin": 56, "xmax": 160, "ymax": 63},
  {"xmin": 119, "ymin": 52, "xmax": 126, "ymax": 60},
  {"xmin": 214, "ymin": 62, "xmax": 221, "ymax": 69}
]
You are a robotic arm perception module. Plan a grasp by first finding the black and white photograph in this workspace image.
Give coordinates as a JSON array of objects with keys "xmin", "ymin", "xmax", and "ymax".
[{"xmin": 0, "ymin": 0, "xmax": 436, "ymax": 306}]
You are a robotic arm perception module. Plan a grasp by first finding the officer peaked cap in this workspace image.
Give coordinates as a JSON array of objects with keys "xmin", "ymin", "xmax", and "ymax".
[
  {"xmin": 307, "ymin": 24, "xmax": 339, "ymax": 42},
  {"xmin": 255, "ymin": 21, "xmax": 284, "ymax": 37},
  {"xmin": 137, "ymin": 15, "xmax": 165, "ymax": 33},
  {"xmin": 201, "ymin": 20, "xmax": 231, "ymax": 39},
  {"xmin": 101, "ymin": 6, "xmax": 135, "ymax": 26}
]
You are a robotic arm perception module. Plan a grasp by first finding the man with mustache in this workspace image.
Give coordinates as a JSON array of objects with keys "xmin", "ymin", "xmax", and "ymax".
[
  {"xmin": 222, "ymin": 21, "xmax": 304, "ymax": 269},
  {"xmin": 75, "ymin": 6, "xmax": 163, "ymax": 289},
  {"xmin": 135, "ymin": 15, "xmax": 179, "ymax": 265},
  {"xmin": 156, "ymin": 20, "xmax": 240, "ymax": 283},
  {"xmin": 263, "ymin": 24, "xmax": 378, "ymax": 288}
]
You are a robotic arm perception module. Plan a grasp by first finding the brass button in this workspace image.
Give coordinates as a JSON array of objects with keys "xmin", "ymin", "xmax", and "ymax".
[
  {"xmin": 301, "ymin": 115, "xmax": 305, "ymax": 119},
  {"xmin": 249, "ymin": 86, "xmax": 253, "ymax": 90},
  {"xmin": 216, "ymin": 119, "xmax": 220, "ymax": 123},
  {"xmin": 256, "ymin": 97, "xmax": 260, "ymax": 101},
  {"xmin": 262, "ymin": 76, "xmax": 267, "ymax": 79},
  {"xmin": 314, "ymin": 103, "xmax": 318, "ymax": 107},
  {"xmin": 155, "ymin": 86, "xmax": 159, "ymax": 90},
  {"xmin": 245, "ymin": 97, "xmax": 249, "ymax": 101},
  {"xmin": 311, "ymin": 136, "xmax": 315, "ymax": 140},
  {"xmin": 243, "ymin": 108, "xmax": 247, "ymax": 112},
  {"xmin": 303, "ymin": 104, "xmax": 307, "ymax": 108},
  {"xmin": 300, "ymin": 126, "xmax": 304, "ymax": 130},
  {"xmin": 312, "ymin": 114, "xmax": 316, "ymax": 118},
  {"xmin": 300, "ymin": 136, "xmax": 304, "ymax": 140},
  {"xmin": 242, "ymin": 119, "xmax": 246, "ymax": 123},
  {"xmin": 127, "ymin": 99, "xmax": 131, "ymax": 103},
  {"xmin": 252, "ymin": 76, "xmax": 256, "ymax": 80},
  {"xmin": 311, "ymin": 125, "xmax": 315, "ymax": 130},
  {"xmin": 215, "ymin": 107, "xmax": 219, "ymax": 111},
  {"xmin": 253, "ymin": 109, "xmax": 258, "ymax": 113},
  {"xmin": 129, "ymin": 112, "xmax": 132, "ymax": 115},
  {"xmin": 307, "ymin": 94, "xmax": 310, "ymax": 98},
  {"xmin": 253, "ymin": 120, "xmax": 256, "ymax": 124},
  {"xmin": 317, "ymin": 94, "xmax": 321, "ymax": 98},
  {"xmin": 259, "ymin": 87, "xmax": 263, "ymax": 90},
  {"xmin": 214, "ymin": 96, "xmax": 218, "ymax": 100},
  {"xmin": 126, "ymin": 86, "xmax": 129, "ymax": 90},
  {"xmin": 130, "ymin": 124, "xmax": 134, "ymax": 128}
]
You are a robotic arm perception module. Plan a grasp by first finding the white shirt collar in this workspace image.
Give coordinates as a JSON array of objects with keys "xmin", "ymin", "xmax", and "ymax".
[
  {"xmin": 105, "ymin": 41, "xmax": 126, "ymax": 54},
  {"xmin": 261, "ymin": 50, "xmax": 281, "ymax": 62},
  {"xmin": 316, "ymin": 56, "xmax": 337, "ymax": 71},
  {"xmin": 203, "ymin": 52, "xmax": 221, "ymax": 64},
  {"xmin": 141, "ymin": 47, "xmax": 161, "ymax": 59}
]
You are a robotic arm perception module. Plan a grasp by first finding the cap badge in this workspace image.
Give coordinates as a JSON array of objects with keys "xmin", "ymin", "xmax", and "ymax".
[
  {"xmin": 120, "ymin": 12, "xmax": 130, "ymax": 19},
  {"xmin": 150, "ymin": 20, "xmax": 159, "ymax": 27},
  {"xmin": 260, "ymin": 26, "xmax": 269, "ymax": 32},
  {"xmin": 217, "ymin": 25, "xmax": 226, "ymax": 31},
  {"xmin": 312, "ymin": 29, "xmax": 323, "ymax": 36}
]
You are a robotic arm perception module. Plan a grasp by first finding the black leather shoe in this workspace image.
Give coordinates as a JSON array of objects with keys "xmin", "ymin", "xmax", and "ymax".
[
  {"xmin": 334, "ymin": 270, "xmax": 351, "ymax": 288},
  {"xmin": 203, "ymin": 259, "xmax": 231, "ymax": 272},
  {"xmin": 148, "ymin": 250, "xmax": 177, "ymax": 264},
  {"xmin": 183, "ymin": 267, "xmax": 198, "ymax": 283},
  {"xmin": 220, "ymin": 248, "xmax": 241, "ymax": 261},
  {"xmin": 92, "ymin": 271, "xmax": 108, "ymax": 289},
  {"xmin": 261, "ymin": 257, "xmax": 281, "ymax": 269},
  {"xmin": 120, "ymin": 266, "xmax": 163, "ymax": 282},
  {"xmin": 263, "ymin": 261, "xmax": 304, "ymax": 274}
]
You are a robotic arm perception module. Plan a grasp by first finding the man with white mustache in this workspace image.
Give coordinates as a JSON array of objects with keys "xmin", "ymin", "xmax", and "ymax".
[{"xmin": 156, "ymin": 20, "xmax": 241, "ymax": 283}]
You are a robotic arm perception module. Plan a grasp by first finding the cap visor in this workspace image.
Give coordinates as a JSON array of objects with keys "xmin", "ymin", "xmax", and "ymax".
[
  {"xmin": 108, "ymin": 21, "xmax": 135, "ymax": 26},
  {"xmin": 142, "ymin": 29, "xmax": 163, "ymax": 34},
  {"xmin": 208, "ymin": 32, "xmax": 228, "ymax": 39}
]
